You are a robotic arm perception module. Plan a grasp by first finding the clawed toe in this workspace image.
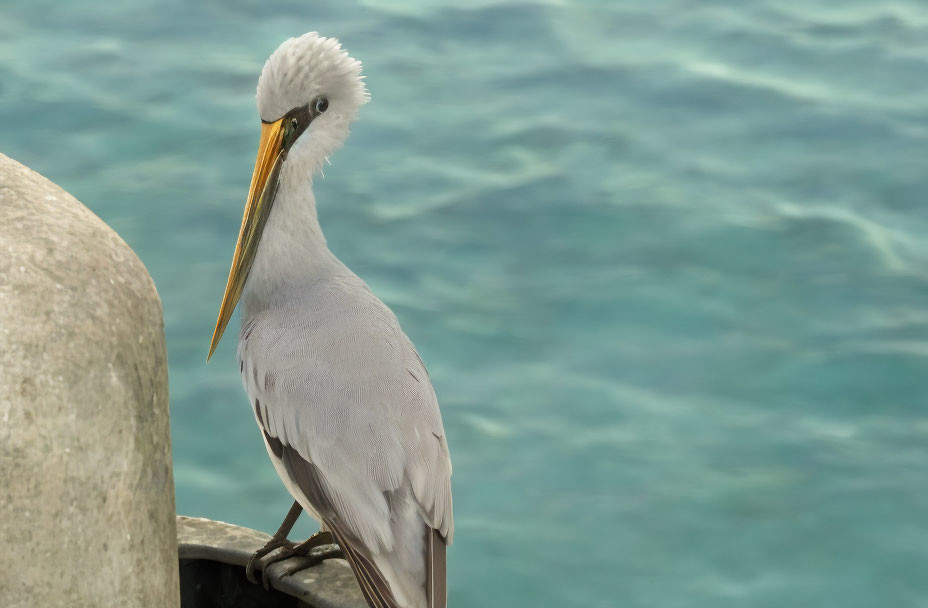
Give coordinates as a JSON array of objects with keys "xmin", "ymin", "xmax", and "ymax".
[
  {"xmin": 280, "ymin": 544, "xmax": 345, "ymax": 579},
  {"xmin": 246, "ymin": 537, "xmax": 293, "ymax": 585}
]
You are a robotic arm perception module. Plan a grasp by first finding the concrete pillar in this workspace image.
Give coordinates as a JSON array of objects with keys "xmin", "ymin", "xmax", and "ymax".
[{"xmin": 0, "ymin": 153, "xmax": 179, "ymax": 607}]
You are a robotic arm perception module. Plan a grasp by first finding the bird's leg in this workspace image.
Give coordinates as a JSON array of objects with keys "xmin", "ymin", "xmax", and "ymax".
[
  {"xmin": 245, "ymin": 500, "xmax": 303, "ymax": 584},
  {"xmin": 259, "ymin": 530, "xmax": 343, "ymax": 590}
]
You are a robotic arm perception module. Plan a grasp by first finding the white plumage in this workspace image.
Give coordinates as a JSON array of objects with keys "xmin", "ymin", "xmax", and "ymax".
[{"xmin": 217, "ymin": 33, "xmax": 453, "ymax": 608}]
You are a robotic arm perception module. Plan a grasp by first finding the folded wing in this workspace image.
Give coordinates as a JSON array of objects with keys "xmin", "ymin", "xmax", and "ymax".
[{"xmin": 240, "ymin": 278, "xmax": 453, "ymax": 608}]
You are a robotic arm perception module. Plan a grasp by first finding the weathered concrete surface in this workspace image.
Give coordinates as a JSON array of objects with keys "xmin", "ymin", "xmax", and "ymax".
[
  {"xmin": 178, "ymin": 516, "xmax": 365, "ymax": 608},
  {"xmin": 0, "ymin": 153, "xmax": 179, "ymax": 607}
]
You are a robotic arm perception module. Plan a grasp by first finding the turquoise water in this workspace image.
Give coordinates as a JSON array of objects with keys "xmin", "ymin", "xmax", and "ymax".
[{"xmin": 3, "ymin": 1, "xmax": 928, "ymax": 605}]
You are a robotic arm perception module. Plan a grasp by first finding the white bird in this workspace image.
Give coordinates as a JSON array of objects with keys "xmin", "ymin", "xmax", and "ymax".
[{"xmin": 207, "ymin": 33, "xmax": 453, "ymax": 608}]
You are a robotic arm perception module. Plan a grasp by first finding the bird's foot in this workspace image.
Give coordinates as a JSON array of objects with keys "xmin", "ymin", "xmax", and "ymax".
[
  {"xmin": 251, "ymin": 530, "xmax": 342, "ymax": 590},
  {"xmin": 245, "ymin": 535, "xmax": 293, "ymax": 585},
  {"xmin": 278, "ymin": 542, "xmax": 345, "ymax": 580}
]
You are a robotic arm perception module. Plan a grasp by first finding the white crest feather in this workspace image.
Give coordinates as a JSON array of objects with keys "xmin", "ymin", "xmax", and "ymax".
[{"xmin": 257, "ymin": 32, "xmax": 369, "ymax": 122}]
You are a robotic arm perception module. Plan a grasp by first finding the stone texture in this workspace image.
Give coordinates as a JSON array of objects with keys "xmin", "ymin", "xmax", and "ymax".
[
  {"xmin": 0, "ymin": 153, "xmax": 179, "ymax": 607},
  {"xmin": 178, "ymin": 516, "xmax": 366, "ymax": 608}
]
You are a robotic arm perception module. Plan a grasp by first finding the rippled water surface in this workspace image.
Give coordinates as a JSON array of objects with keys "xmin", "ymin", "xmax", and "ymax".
[{"xmin": 3, "ymin": 1, "xmax": 928, "ymax": 606}]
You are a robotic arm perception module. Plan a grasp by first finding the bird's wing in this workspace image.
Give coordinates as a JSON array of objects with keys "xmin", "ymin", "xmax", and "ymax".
[
  {"xmin": 239, "ymin": 277, "xmax": 452, "ymax": 608},
  {"xmin": 264, "ymin": 434, "xmax": 400, "ymax": 608}
]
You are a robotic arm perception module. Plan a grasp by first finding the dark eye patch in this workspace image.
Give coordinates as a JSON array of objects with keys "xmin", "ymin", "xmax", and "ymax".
[
  {"xmin": 279, "ymin": 97, "xmax": 331, "ymax": 151},
  {"xmin": 282, "ymin": 104, "xmax": 313, "ymax": 149}
]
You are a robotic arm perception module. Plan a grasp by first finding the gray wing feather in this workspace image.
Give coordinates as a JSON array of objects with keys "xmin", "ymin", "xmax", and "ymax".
[
  {"xmin": 277, "ymin": 439, "xmax": 399, "ymax": 608},
  {"xmin": 240, "ymin": 276, "xmax": 453, "ymax": 606}
]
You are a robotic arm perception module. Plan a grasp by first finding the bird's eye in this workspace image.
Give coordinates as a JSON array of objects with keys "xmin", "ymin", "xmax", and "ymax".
[
  {"xmin": 314, "ymin": 98, "xmax": 329, "ymax": 114},
  {"xmin": 290, "ymin": 117, "xmax": 299, "ymax": 131}
]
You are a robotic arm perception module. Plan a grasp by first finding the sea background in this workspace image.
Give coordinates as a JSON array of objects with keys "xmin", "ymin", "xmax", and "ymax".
[{"xmin": 2, "ymin": 1, "xmax": 928, "ymax": 606}]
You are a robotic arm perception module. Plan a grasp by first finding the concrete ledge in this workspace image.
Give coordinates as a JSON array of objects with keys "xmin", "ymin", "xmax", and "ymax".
[{"xmin": 177, "ymin": 516, "xmax": 365, "ymax": 608}]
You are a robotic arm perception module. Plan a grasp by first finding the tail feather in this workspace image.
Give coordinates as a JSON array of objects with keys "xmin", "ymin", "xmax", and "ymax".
[{"xmin": 425, "ymin": 527, "xmax": 447, "ymax": 608}]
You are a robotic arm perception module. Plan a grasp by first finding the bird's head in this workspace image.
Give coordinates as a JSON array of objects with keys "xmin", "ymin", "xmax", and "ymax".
[
  {"xmin": 257, "ymin": 32, "xmax": 369, "ymax": 176},
  {"xmin": 207, "ymin": 33, "xmax": 368, "ymax": 360}
]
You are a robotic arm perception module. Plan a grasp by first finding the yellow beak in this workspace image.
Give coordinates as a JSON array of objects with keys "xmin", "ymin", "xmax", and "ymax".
[{"xmin": 207, "ymin": 117, "xmax": 286, "ymax": 361}]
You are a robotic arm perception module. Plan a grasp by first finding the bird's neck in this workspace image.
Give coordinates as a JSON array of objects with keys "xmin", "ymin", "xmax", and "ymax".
[{"xmin": 241, "ymin": 174, "xmax": 347, "ymax": 316}]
